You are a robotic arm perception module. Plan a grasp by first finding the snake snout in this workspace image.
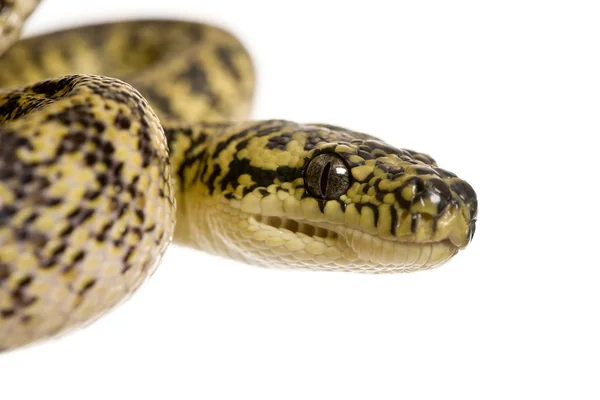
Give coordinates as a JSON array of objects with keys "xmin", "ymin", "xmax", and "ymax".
[
  {"xmin": 387, "ymin": 171, "xmax": 476, "ymax": 249},
  {"xmin": 448, "ymin": 179, "xmax": 478, "ymax": 246}
]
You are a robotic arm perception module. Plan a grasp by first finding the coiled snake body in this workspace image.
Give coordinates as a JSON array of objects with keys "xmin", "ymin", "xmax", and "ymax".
[{"xmin": 0, "ymin": 0, "xmax": 477, "ymax": 352}]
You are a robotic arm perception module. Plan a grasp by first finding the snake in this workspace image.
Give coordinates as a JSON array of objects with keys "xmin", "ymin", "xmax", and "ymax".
[{"xmin": 0, "ymin": 0, "xmax": 477, "ymax": 352}]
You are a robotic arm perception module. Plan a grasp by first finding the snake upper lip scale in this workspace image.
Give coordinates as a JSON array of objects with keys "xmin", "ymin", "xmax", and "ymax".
[{"xmin": 0, "ymin": 1, "xmax": 477, "ymax": 352}]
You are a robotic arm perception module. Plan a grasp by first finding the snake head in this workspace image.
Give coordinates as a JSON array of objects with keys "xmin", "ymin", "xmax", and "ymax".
[
  {"xmin": 298, "ymin": 124, "xmax": 477, "ymax": 272},
  {"xmin": 188, "ymin": 120, "xmax": 477, "ymax": 273}
]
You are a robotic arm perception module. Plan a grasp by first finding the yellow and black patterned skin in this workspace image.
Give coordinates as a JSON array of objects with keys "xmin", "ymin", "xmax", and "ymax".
[{"xmin": 0, "ymin": 1, "xmax": 477, "ymax": 351}]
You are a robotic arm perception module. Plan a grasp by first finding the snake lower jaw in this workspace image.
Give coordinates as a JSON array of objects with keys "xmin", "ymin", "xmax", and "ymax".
[{"xmin": 234, "ymin": 214, "xmax": 465, "ymax": 272}]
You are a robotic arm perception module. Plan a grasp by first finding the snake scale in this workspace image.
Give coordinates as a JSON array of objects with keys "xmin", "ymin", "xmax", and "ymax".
[{"xmin": 0, "ymin": 0, "xmax": 477, "ymax": 352}]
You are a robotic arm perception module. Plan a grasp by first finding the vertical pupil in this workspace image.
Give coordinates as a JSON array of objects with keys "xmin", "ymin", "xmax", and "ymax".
[{"xmin": 320, "ymin": 160, "xmax": 331, "ymax": 196}]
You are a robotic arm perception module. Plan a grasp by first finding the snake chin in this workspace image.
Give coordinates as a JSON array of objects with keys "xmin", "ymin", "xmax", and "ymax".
[{"xmin": 250, "ymin": 215, "xmax": 460, "ymax": 272}]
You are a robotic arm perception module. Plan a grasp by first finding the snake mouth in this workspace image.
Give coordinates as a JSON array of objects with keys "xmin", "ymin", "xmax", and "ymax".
[
  {"xmin": 254, "ymin": 215, "xmax": 340, "ymax": 240},
  {"xmin": 251, "ymin": 215, "xmax": 459, "ymax": 271}
]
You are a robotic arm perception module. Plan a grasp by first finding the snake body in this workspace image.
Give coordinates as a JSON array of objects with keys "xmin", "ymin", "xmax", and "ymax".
[{"xmin": 0, "ymin": 1, "xmax": 477, "ymax": 352}]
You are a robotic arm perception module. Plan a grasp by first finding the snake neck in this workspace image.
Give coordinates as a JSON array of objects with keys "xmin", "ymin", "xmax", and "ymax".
[{"xmin": 162, "ymin": 121, "xmax": 232, "ymax": 251}]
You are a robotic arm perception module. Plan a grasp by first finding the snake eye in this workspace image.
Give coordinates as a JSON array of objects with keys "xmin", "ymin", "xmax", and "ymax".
[{"xmin": 305, "ymin": 154, "xmax": 350, "ymax": 199}]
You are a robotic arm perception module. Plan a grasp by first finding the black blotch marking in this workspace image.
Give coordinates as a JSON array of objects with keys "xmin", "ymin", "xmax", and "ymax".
[
  {"xmin": 360, "ymin": 172, "xmax": 375, "ymax": 184},
  {"xmin": 123, "ymin": 247, "xmax": 135, "ymax": 263},
  {"xmin": 164, "ymin": 125, "xmax": 211, "ymax": 192},
  {"xmin": 212, "ymin": 156, "xmax": 301, "ymax": 196},
  {"xmin": 394, "ymin": 177, "xmax": 425, "ymax": 210},
  {"xmin": 85, "ymin": 153, "xmax": 97, "ymax": 166},
  {"xmin": 144, "ymin": 224, "xmax": 156, "ymax": 233},
  {"xmin": 83, "ymin": 189, "xmax": 102, "ymax": 200},
  {"xmin": 141, "ymin": 86, "xmax": 176, "ymax": 118},
  {"xmin": 50, "ymin": 243, "xmax": 67, "ymax": 258},
  {"xmin": 266, "ymin": 132, "xmax": 294, "ymax": 150},
  {"xmin": 205, "ymin": 164, "xmax": 223, "ymax": 193},
  {"xmin": 72, "ymin": 251, "xmax": 85, "ymax": 264},
  {"xmin": 114, "ymin": 112, "xmax": 132, "ymax": 130},
  {"xmin": 0, "ymin": 264, "xmax": 10, "ymax": 285},
  {"xmin": 93, "ymin": 120, "xmax": 106, "ymax": 132},
  {"xmin": 216, "ymin": 46, "xmax": 242, "ymax": 80},
  {"xmin": 131, "ymin": 227, "xmax": 143, "ymax": 240},
  {"xmin": 67, "ymin": 207, "xmax": 94, "ymax": 225},
  {"xmin": 44, "ymin": 197, "xmax": 62, "ymax": 207},
  {"xmin": 365, "ymin": 203, "xmax": 380, "ymax": 228},
  {"xmin": 178, "ymin": 63, "xmax": 218, "ymax": 106},
  {"xmin": 96, "ymin": 221, "xmax": 113, "ymax": 242},
  {"xmin": 303, "ymin": 131, "xmax": 329, "ymax": 151},
  {"xmin": 390, "ymin": 206, "xmax": 398, "ymax": 236},
  {"xmin": 0, "ymin": 205, "xmax": 18, "ymax": 225},
  {"xmin": 79, "ymin": 279, "xmax": 97, "ymax": 296},
  {"xmin": 29, "ymin": 76, "xmax": 77, "ymax": 96},
  {"xmin": 12, "ymin": 275, "xmax": 37, "ymax": 309},
  {"xmin": 135, "ymin": 209, "xmax": 145, "ymax": 223}
]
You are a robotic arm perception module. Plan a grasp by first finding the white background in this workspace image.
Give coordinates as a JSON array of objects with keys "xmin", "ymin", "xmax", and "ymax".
[{"xmin": 1, "ymin": 0, "xmax": 599, "ymax": 399}]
